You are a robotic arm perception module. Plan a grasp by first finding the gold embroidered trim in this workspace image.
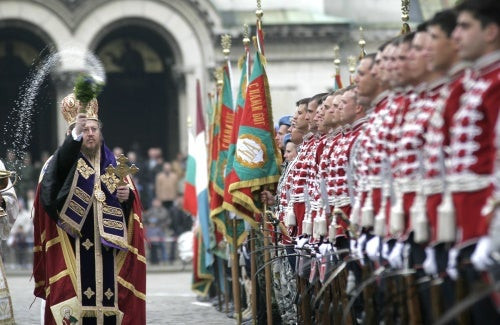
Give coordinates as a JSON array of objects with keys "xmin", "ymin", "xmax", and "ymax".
[
  {"xmin": 82, "ymin": 239, "xmax": 94, "ymax": 250},
  {"xmin": 80, "ymin": 308, "xmax": 121, "ymax": 317},
  {"xmin": 46, "ymin": 237, "xmax": 62, "ymax": 250},
  {"xmin": 35, "ymin": 280, "xmax": 45, "ymax": 288},
  {"xmin": 69, "ymin": 200, "xmax": 85, "ymax": 217},
  {"xmin": 101, "ymin": 173, "xmax": 120, "ymax": 193},
  {"xmin": 134, "ymin": 213, "xmax": 143, "ymax": 229},
  {"xmin": 103, "ymin": 205, "xmax": 123, "ymax": 217},
  {"xmin": 104, "ymin": 288, "xmax": 114, "ymax": 300},
  {"xmin": 102, "ymin": 219, "xmax": 124, "ymax": 230},
  {"xmin": 49, "ymin": 270, "xmax": 70, "ymax": 285},
  {"xmin": 77, "ymin": 158, "xmax": 95, "ymax": 179},
  {"xmin": 83, "ymin": 287, "xmax": 95, "ymax": 299},
  {"xmin": 33, "ymin": 245, "xmax": 42, "ymax": 253},
  {"xmin": 57, "ymin": 227, "xmax": 78, "ymax": 292},
  {"xmin": 117, "ymin": 276, "xmax": 146, "ymax": 301},
  {"xmin": 75, "ymin": 187, "xmax": 91, "ymax": 202}
]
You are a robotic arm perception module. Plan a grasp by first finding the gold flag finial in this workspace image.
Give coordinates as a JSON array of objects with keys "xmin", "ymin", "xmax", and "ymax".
[
  {"xmin": 256, "ymin": 0, "xmax": 263, "ymax": 19},
  {"xmin": 347, "ymin": 56, "xmax": 357, "ymax": 74},
  {"xmin": 348, "ymin": 55, "xmax": 357, "ymax": 85},
  {"xmin": 333, "ymin": 45, "xmax": 341, "ymax": 75},
  {"xmin": 221, "ymin": 34, "xmax": 232, "ymax": 58},
  {"xmin": 214, "ymin": 67, "xmax": 223, "ymax": 87},
  {"xmin": 401, "ymin": 0, "xmax": 410, "ymax": 34},
  {"xmin": 243, "ymin": 24, "xmax": 250, "ymax": 46},
  {"xmin": 358, "ymin": 26, "xmax": 367, "ymax": 60}
]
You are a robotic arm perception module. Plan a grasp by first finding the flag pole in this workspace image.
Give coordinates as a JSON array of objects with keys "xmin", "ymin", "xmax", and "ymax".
[
  {"xmin": 231, "ymin": 218, "xmax": 242, "ymax": 324},
  {"xmin": 221, "ymin": 33, "xmax": 242, "ymax": 324},
  {"xmin": 256, "ymin": 1, "xmax": 273, "ymax": 323},
  {"xmin": 262, "ymin": 201, "xmax": 273, "ymax": 325},
  {"xmin": 250, "ymin": 228, "xmax": 257, "ymax": 324}
]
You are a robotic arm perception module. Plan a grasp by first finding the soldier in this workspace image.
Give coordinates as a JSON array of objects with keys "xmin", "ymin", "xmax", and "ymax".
[
  {"xmin": 422, "ymin": 8, "xmax": 467, "ymax": 320},
  {"xmin": 446, "ymin": 0, "xmax": 500, "ymax": 322},
  {"xmin": 275, "ymin": 115, "xmax": 292, "ymax": 152}
]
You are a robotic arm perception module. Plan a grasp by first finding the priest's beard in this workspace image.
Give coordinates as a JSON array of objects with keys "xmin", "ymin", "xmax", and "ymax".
[{"xmin": 81, "ymin": 143, "xmax": 100, "ymax": 161}]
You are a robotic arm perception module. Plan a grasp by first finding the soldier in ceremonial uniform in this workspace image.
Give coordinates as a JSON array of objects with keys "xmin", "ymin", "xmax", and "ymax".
[
  {"xmin": 422, "ymin": 9, "xmax": 467, "ymax": 319},
  {"xmin": 446, "ymin": 0, "xmax": 500, "ymax": 322}
]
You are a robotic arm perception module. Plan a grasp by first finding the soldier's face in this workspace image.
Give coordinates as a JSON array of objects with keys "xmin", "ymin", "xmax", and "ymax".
[
  {"xmin": 323, "ymin": 95, "xmax": 336, "ymax": 127},
  {"xmin": 294, "ymin": 104, "xmax": 309, "ymax": 131},
  {"xmin": 371, "ymin": 51, "xmax": 383, "ymax": 81},
  {"xmin": 395, "ymin": 43, "xmax": 411, "ymax": 86},
  {"xmin": 82, "ymin": 120, "xmax": 101, "ymax": 153},
  {"xmin": 409, "ymin": 32, "xmax": 430, "ymax": 84},
  {"xmin": 453, "ymin": 12, "xmax": 494, "ymax": 61},
  {"xmin": 380, "ymin": 45, "xmax": 394, "ymax": 84},
  {"xmin": 355, "ymin": 57, "xmax": 377, "ymax": 98},
  {"xmin": 340, "ymin": 90, "xmax": 357, "ymax": 125},
  {"xmin": 305, "ymin": 100, "xmax": 319, "ymax": 131},
  {"xmin": 284, "ymin": 142, "xmax": 297, "ymax": 162},
  {"xmin": 428, "ymin": 25, "xmax": 458, "ymax": 72},
  {"xmin": 387, "ymin": 46, "xmax": 399, "ymax": 87},
  {"xmin": 275, "ymin": 125, "xmax": 289, "ymax": 149},
  {"xmin": 315, "ymin": 104, "xmax": 327, "ymax": 133}
]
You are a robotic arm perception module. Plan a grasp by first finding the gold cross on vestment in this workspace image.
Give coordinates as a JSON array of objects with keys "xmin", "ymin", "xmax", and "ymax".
[{"xmin": 105, "ymin": 154, "xmax": 139, "ymax": 187}]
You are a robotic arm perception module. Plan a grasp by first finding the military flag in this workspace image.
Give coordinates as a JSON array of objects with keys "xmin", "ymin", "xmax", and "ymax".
[
  {"xmin": 222, "ymin": 38, "xmax": 251, "ymax": 245},
  {"xmin": 227, "ymin": 51, "xmax": 282, "ymax": 227},
  {"xmin": 185, "ymin": 80, "xmax": 215, "ymax": 295}
]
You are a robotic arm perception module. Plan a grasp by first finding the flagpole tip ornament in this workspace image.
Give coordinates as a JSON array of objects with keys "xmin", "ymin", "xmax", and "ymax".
[
  {"xmin": 214, "ymin": 68, "xmax": 223, "ymax": 87},
  {"xmin": 256, "ymin": 0, "xmax": 263, "ymax": 19},
  {"xmin": 187, "ymin": 116, "xmax": 192, "ymax": 128},
  {"xmin": 243, "ymin": 24, "xmax": 251, "ymax": 46},
  {"xmin": 358, "ymin": 26, "xmax": 367, "ymax": 60},
  {"xmin": 221, "ymin": 34, "xmax": 232, "ymax": 58},
  {"xmin": 347, "ymin": 56, "xmax": 357, "ymax": 74},
  {"xmin": 400, "ymin": 0, "xmax": 411, "ymax": 34},
  {"xmin": 333, "ymin": 45, "xmax": 341, "ymax": 76}
]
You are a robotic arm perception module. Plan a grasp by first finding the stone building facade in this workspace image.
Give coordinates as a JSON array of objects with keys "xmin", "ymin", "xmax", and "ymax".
[{"xmin": 0, "ymin": 0, "xmax": 442, "ymax": 160}]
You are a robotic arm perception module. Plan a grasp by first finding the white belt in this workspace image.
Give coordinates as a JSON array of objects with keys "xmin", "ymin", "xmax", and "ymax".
[
  {"xmin": 335, "ymin": 196, "xmax": 351, "ymax": 207},
  {"xmin": 422, "ymin": 179, "xmax": 443, "ymax": 195},
  {"xmin": 448, "ymin": 174, "xmax": 491, "ymax": 193},
  {"xmin": 397, "ymin": 177, "xmax": 420, "ymax": 193},
  {"xmin": 368, "ymin": 175, "xmax": 383, "ymax": 188}
]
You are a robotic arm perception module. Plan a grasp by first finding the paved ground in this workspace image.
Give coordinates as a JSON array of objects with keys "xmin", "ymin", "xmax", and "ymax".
[{"xmin": 8, "ymin": 271, "xmax": 236, "ymax": 324}]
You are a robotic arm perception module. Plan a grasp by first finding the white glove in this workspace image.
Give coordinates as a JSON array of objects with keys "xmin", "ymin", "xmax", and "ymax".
[
  {"xmin": 447, "ymin": 248, "xmax": 459, "ymax": 280},
  {"xmin": 296, "ymin": 237, "xmax": 309, "ymax": 249},
  {"xmin": 388, "ymin": 241, "xmax": 404, "ymax": 269},
  {"xmin": 471, "ymin": 236, "xmax": 494, "ymax": 271},
  {"xmin": 319, "ymin": 243, "xmax": 330, "ymax": 257},
  {"xmin": 382, "ymin": 242, "xmax": 390, "ymax": 260},
  {"xmin": 423, "ymin": 246, "xmax": 438, "ymax": 275},
  {"xmin": 366, "ymin": 236, "xmax": 380, "ymax": 262},
  {"xmin": 350, "ymin": 238, "xmax": 357, "ymax": 254}
]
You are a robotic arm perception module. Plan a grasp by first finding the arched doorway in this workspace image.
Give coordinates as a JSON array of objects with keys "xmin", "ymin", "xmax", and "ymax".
[
  {"xmin": 95, "ymin": 23, "xmax": 179, "ymax": 162},
  {"xmin": 0, "ymin": 25, "xmax": 57, "ymax": 162}
]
